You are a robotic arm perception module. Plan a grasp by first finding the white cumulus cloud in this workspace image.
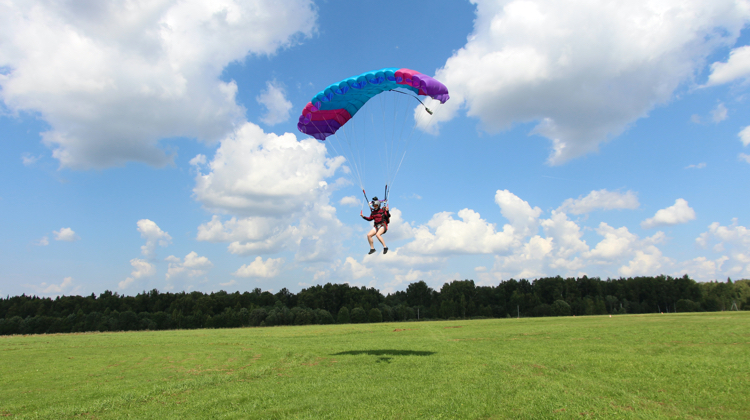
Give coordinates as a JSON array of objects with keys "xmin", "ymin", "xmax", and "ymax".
[
  {"xmin": 137, "ymin": 219, "xmax": 172, "ymax": 257},
  {"xmin": 431, "ymin": 0, "xmax": 749, "ymax": 164},
  {"xmin": 340, "ymin": 196, "xmax": 360, "ymax": 207},
  {"xmin": 541, "ymin": 210, "xmax": 588, "ymax": 259},
  {"xmin": 233, "ymin": 256, "xmax": 284, "ymax": 278},
  {"xmin": 697, "ymin": 218, "xmax": 750, "ymax": 249},
  {"xmin": 685, "ymin": 163, "xmax": 706, "ymax": 169},
  {"xmin": 739, "ymin": 126, "xmax": 750, "ymax": 147},
  {"xmin": 189, "ymin": 154, "xmax": 207, "ymax": 167},
  {"xmin": 695, "ymin": 218, "xmax": 750, "ymax": 278},
  {"xmin": 402, "ymin": 209, "xmax": 517, "ymax": 256},
  {"xmin": 194, "ymin": 122, "xmax": 347, "ymax": 262},
  {"xmin": 396, "ymin": 190, "xmax": 540, "ymax": 257},
  {"xmin": 53, "ymin": 227, "xmax": 79, "ymax": 242},
  {"xmin": 711, "ymin": 103, "xmax": 728, "ymax": 122},
  {"xmin": 35, "ymin": 236, "xmax": 49, "ymax": 246},
  {"xmin": 21, "ymin": 153, "xmax": 41, "ymax": 166},
  {"xmin": 341, "ymin": 257, "xmax": 373, "ymax": 280},
  {"xmin": 495, "ymin": 189, "xmax": 542, "ymax": 237},
  {"xmin": 586, "ymin": 223, "xmax": 639, "ymax": 262},
  {"xmin": 379, "ymin": 207, "xmax": 416, "ymax": 242},
  {"xmin": 676, "ymin": 256, "xmax": 729, "ymax": 281},
  {"xmin": 619, "ymin": 247, "xmax": 669, "ymax": 277},
  {"xmin": 256, "ymin": 80, "xmax": 293, "ymax": 125},
  {"xmin": 558, "ymin": 189, "xmax": 639, "ymax": 214},
  {"xmin": 363, "ymin": 247, "xmax": 444, "ymax": 271},
  {"xmin": 641, "ymin": 198, "xmax": 696, "ymax": 229},
  {"xmin": 0, "ymin": 0, "xmax": 317, "ymax": 169},
  {"xmin": 489, "ymin": 208, "xmax": 670, "ymax": 280},
  {"xmin": 119, "ymin": 258, "xmax": 156, "ymax": 290},
  {"xmin": 705, "ymin": 45, "xmax": 750, "ymax": 86},
  {"xmin": 193, "ymin": 122, "xmax": 343, "ymax": 216},
  {"xmin": 28, "ymin": 276, "xmax": 78, "ymax": 296},
  {"xmin": 165, "ymin": 251, "xmax": 213, "ymax": 280}
]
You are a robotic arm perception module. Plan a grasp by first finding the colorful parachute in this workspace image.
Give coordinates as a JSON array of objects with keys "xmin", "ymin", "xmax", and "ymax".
[{"xmin": 298, "ymin": 68, "xmax": 449, "ymax": 140}]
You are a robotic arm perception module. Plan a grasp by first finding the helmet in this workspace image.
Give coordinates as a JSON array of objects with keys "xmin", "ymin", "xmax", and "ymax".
[{"xmin": 371, "ymin": 197, "xmax": 380, "ymax": 207}]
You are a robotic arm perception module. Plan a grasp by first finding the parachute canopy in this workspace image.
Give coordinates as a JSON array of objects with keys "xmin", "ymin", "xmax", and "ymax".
[{"xmin": 298, "ymin": 68, "xmax": 450, "ymax": 140}]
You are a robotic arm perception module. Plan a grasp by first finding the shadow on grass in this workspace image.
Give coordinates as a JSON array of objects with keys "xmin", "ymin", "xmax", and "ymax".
[
  {"xmin": 331, "ymin": 349, "xmax": 435, "ymax": 357},
  {"xmin": 331, "ymin": 349, "xmax": 435, "ymax": 364}
]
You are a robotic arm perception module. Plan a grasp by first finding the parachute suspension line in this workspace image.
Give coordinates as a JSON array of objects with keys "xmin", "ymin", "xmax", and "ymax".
[
  {"xmin": 388, "ymin": 91, "xmax": 415, "ymax": 193},
  {"xmin": 381, "ymin": 92, "xmax": 390, "ymax": 191},
  {"xmin": 393, "ymin": 91, "xmax": 407, "ymax": 185},
  {"xmin": 381, "ymin": 92, "xmax": 395, "ymax": 196},
  {"xmin": 387, "ymin": 91, "xmax": 400, "ymax": 194},
  {"xmin": 390, "ymin": 91, "xmax": 398, "ymax": 182},
  {"xmin": 346, "ymin": 103, "xmax": 365, "ymax": 190},
  {"xmin": 389, "ymin": 97, "xmax": 445, "ymax": 196},
  {"xmin": 338, "ymin": 125, "xmax": 362, "ymax": 189},
  {"xmin": 315, "ymin": 90, "xmax": 444, "ymax": 210},
  {"xmin": 324, "ymin": 114, "xmax": 365, "ymax": 192},
  {"xmin": 348, "ymin": 96, "xmax": 372, "ymax": 192},
  {"xmin": 372, "ymin": 105, "xmax": 385, "ymax": 193},
  {"xmin": 331, "ymin": 131, "xmax": 364, "ymax": 191},
  {"xmin": 377, "ymin": 90, "xmax": 405, "ymax": 203},
  {"xmin": 375, "ymin": 92, "xmax": 397, "ymax": 205},
  {"xmin": 376, "ymin": 89, "xmax": 411, "ymax": 201}
]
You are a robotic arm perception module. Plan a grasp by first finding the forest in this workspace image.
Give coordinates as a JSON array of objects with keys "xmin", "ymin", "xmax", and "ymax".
[{"xmin": 1, "ymin": 275, "xmax": 748, "ymax": 335}]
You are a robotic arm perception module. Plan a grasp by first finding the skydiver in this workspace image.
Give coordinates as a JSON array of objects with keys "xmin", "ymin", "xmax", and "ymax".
[{"xmin": 361, "ymin": 197, "xmax": 390, "ymax": 255}]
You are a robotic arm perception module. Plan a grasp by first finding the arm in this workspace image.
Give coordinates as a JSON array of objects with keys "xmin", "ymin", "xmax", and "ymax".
[{"xmin": 361, "ymin": 210, "xmax": 373, "ymax": 221}]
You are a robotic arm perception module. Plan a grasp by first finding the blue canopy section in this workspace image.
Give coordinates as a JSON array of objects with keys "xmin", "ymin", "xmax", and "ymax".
[{"xmin": 310, "ymin": 68, "xmax": 420, "ymax": 118}]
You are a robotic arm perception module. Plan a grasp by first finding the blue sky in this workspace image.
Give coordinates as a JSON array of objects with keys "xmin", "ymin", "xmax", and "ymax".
[{"xmin": 2, "ymin": 0, "xmax": 750, "ymax": 297}]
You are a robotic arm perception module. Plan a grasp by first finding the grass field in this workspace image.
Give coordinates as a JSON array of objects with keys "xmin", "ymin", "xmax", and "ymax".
[{"xmin": 1, "ymin": 312, "xmax": 748, "ymax": 419}]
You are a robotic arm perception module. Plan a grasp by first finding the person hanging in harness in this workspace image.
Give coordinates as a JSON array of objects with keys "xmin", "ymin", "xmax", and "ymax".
[{"xmin": 361, "ymin": 196, "xmax": 390, "ymax": 255}]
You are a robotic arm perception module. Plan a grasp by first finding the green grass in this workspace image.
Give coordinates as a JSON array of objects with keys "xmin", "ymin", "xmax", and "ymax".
[{"xmin": 1, "ymin": 312, "xmax": 748, "ymax": 419}]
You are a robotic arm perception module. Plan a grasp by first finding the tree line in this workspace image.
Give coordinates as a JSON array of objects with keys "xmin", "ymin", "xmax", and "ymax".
[{"xmin": 1, "ymin": 275, "xmax": 748, "ymax": 335}]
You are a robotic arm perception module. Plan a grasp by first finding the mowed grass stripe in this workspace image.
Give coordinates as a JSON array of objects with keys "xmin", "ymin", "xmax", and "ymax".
[{"xmin": 1, "ymin": 312, "xmax": 748, "ymax": 419}]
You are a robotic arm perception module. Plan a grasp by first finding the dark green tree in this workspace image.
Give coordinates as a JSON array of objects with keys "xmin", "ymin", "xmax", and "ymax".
[
  {"xmin": 337, "ymin": 307, "xmax": 350, "ymax": 324},
  {"xmin": 368, "ymin": 308, "xmax": 382, "ymax": 323},
  {"xmin": 350, "ymin": 307, "xmax": 367, "ymax": 323}
]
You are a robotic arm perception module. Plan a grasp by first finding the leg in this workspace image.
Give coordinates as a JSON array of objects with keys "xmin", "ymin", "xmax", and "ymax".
[
  {"xmin": 374, "ymin": 226, "xmax": 387, "ymax": 248},
  {"xmin": 366, "ymin": 228, "xmax": 377, "ymax": 248}
]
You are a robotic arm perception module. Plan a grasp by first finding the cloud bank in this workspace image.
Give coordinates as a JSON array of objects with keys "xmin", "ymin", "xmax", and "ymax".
[
  {"xmin": 194, "ymin": 122, "xmax": 347, "ymax": 262},
  {"xmin": 432, "ymin": 0, "xmax": 749, "ymax": 164},
  {"xmin": 0, "ymin": 0, "xmax": 317, "ymax": 168}
]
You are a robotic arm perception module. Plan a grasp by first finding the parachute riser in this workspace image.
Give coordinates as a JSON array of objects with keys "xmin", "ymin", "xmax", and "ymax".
[
  {"xmin": 387, "ymin": 89, "xmax": 434, "ymax": 115},
  {"xmin": 363, "ymin": 186, "xmax": 390, "ymax": 211},
  {"xmin": 363, "ymin": 189, "xmax": 372, "ymax": 210}
]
